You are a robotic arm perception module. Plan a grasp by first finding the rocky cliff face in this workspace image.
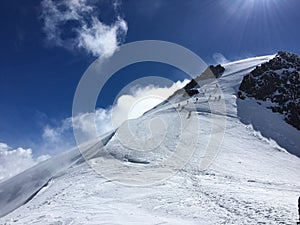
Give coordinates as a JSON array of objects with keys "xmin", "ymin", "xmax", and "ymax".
[{"xmin": 238, "ymin": 51, "xmax": 300, "ymax": 130}]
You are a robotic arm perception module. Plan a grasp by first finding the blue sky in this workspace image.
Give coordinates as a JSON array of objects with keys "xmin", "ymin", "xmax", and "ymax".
[{"xmin": 1, "ymin": 0, "xmax": 300, "ymax": 155}]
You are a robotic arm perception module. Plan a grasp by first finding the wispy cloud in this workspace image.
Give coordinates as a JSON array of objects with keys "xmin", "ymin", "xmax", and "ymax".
[
  {"xmin": 0, "ymin": 142, "xmax": 50, "ymax": 182},
  {"xmin": 213, "ymin": 52, "xmax": 229, "ymax": 65},
  {"xmin": 40, "ymin": 0, "xmax": 128, "ymax": 57}
]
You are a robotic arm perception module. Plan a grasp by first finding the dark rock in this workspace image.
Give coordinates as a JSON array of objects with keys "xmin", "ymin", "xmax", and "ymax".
[
  {"xmin": 238, "ymin": 51, "xmax": 300, "ymax": 130},
  {"xmin": 184, "ymin": 79, "xmax": 197, "ymax": 90},
  {"xmin": 182, "ymin": 64, "xmax": 225, "ymax": 97},
  {"xmin": 183, "ymin": 79, "xmax": 199, "ymax": 97},
  {"xmin": 185, "ymin": 88, "xmax": 199, "ymax": 97},
  {"xmin": 209, "ymin": 64, "xmax": 225, "ymax": 78},
  {"xmin": 237, "ymin": 90, "xmax": 245, "ymax": 100}
]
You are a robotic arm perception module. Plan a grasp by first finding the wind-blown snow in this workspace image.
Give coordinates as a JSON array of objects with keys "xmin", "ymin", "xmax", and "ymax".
[{"xmin": 0, "ymin": 55, "xmax": 299, "ymax": 224}]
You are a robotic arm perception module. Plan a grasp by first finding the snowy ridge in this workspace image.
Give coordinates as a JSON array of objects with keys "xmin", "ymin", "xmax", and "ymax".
[
  {"xmin": 0, "ymin": 132, "xmax": 115, "ymax": 218},
  {"xmin": 1, "ymin": 55, "xmax": 300, "ymax": 224}
]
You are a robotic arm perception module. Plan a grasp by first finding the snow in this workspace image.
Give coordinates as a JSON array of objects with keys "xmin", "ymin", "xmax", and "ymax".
[{"xmin": 0, "ymin": 55, "xmax": 300, "ymax": 224}]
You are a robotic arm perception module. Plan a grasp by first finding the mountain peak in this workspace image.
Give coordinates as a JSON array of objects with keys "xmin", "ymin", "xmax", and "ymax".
[{"xmin": 277, "ymin": 51, "xmax": 300, "ymax": 67}]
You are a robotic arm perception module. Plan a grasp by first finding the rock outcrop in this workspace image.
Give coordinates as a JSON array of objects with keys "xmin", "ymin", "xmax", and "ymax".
[
  {"xmin": 238, "ymin": 51, "xmax": 300, "ymax": 130},
  {"xmin": 184, "ymin": 64, "xmax": 225, "ymax": 96}
]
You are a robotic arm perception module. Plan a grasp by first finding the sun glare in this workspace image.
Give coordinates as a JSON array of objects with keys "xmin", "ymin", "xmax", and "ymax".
[{"xmin": 217, "ymin": 0, "xmax": 285, "ymax": 53}]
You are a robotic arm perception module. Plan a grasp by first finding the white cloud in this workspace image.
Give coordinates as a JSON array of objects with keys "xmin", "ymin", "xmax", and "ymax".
[
  {"xmin": 43, "ymin": 126, "xmax": 61, "ymax": 143},
  {"xmin": 43, "ymin": 79, "xmax": 189, "ymax": 143},
  {"xmin": 41, "ymin": 122, "xmax": 75, "ymax": 154},
  {"xmin": 0, "ymin": 143, "xmax": 50, "ymax": 183},
  {"xmin": 213, "ymin": 53, "xmax": 229, "ymax": 65},
  {"xmin": 41, "ymin": 0, "xmax": 128, "ymax": 57},
  {"xmin": 66, "ymin": 108, "xmax": 113, "ymax": 140},
  {"xmin": 111, "ymin": 80, "xmax": 190, "ymax": 126}
]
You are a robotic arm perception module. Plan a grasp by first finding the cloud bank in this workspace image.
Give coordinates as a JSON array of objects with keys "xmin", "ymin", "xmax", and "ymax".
[
  {"xmin": 41, "ymin": 0, "xmax": 128, "ymax": 57},
  {"xmin": 43, "ymin": 79, "xmax": 190, "ymax": 143},
  {"xmin": 0, "ymin": 143, "xmax": 50, "ymax": 182}
]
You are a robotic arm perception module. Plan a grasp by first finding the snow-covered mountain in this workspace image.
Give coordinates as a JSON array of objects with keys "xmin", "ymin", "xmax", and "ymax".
[{"xmin": 0, "ymin": 54, "xmax": 300, "ymax": 225}]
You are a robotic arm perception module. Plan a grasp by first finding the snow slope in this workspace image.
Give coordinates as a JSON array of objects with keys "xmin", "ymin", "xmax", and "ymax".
[{"xmin": 0, "ymin": 55, "xmax": 300, "ymax": 224}]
